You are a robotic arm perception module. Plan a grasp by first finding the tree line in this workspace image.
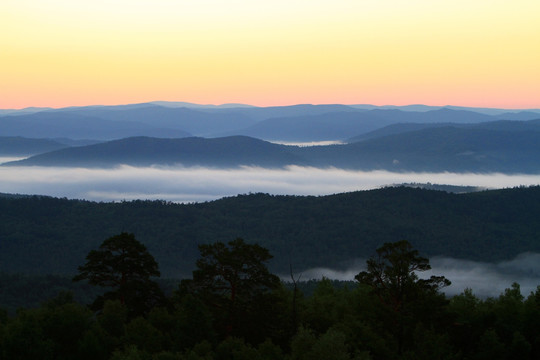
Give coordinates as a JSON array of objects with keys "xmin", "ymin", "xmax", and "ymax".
[
  {"xmin": 0, "ymin": 233, "xmax": 538, "ymax": 360},
  {"xmin": 3, "ymin": 186, "xmax": 540, "ymax": 277}
]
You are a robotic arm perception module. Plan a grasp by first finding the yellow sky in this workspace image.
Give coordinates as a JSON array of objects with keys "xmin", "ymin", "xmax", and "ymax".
[{"xmin": 1, "ymin": 0, "xmax": 539, "ymax": 109}]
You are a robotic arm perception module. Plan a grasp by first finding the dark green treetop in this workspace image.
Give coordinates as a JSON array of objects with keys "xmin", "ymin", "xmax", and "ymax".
[
  {"xmin": 355, "ymin": 240, "xmax": 450, "ymax": 312},
  {"xmin": 73, "ymin": 232, "xmax": 163, "ymax": 317},
  {"xmin": 183, "ymin": 238, "xmax": 281, "ymax": 341},
  {"xmin": 190, "ymin": 238, "xmax": 280, "ymax": 303},
  {"xmin": 355, "ymin": 240, "xmax": 451, "ymax": 356}
]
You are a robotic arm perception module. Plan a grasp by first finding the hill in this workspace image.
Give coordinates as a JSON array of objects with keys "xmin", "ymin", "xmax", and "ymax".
[
  {"xmin": 222, "ymin": 111, "xmax": 393, "ymax": 141},
  {"xmin": 4, "ymin": 103, "xmax": 540, "ymax": 143},
  {"xmin": 347, "ymin": 118, "xmax": 540, "ymax": 142},
  {"xmin": 7, "ymin": 124, "xmax": 540, "ymax": 173},
  {"xmin": 4, "ymin": 136, "xmax": 307, "ymax": 168},
  {"xmin": 1, "ymin": 186, "xmax": 540, "ymax": 277},
  {"xmin": 0, "ymin": 137, "xmax": 69, "ymax": 156},
  {"xmin": 0, "ymin": 111, "xmax": 191, "ymax": 140},
  {"xmin": 58, "ymin": 105, "xmax": 257, "ymax": 136}
]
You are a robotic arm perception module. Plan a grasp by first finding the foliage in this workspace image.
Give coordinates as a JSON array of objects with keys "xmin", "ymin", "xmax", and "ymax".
[
  {"xmin": 182, "ymin": 238, "xmax": 281, "ymax": 342},
  {"xmin": 0, "ymin": 237, "xmax": 538, "ymax": 360},
  {"xmin": 355, "ymin": 240, "xmax": 451, "ymax": 356},
  {"xmin": 2, "ymin": 186, "xmax": 540, "ymax": 278},
  {"xmin": 73, "ymin": 232, "xmax": 164, "ymax": 317},
  {"xmin": 355, "ymin": 240, "xmax": 450, "ymax": 313}
]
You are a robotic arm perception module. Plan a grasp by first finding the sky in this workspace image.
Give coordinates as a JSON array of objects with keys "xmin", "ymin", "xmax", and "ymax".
[{"xmin": 2, "ymin": 0, "xmax": 540, "ymax": 109}]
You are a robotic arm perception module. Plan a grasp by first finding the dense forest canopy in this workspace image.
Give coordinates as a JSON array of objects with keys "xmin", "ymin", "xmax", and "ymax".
[
  {"xmin": 1, "ymin": 186, "xmax": 540, "ymax": 277},
  {"xmin": 0, "ymin": 239, "xmax": 538, "ymax": 360}
]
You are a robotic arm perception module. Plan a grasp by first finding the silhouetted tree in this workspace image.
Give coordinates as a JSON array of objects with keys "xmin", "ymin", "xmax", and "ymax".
[
  {"xmin": 355, "ymin": 240, "xmax": 451, "ymax": 356},
  {"xmin": 183, "ymin": 238, "xmax": 280, "ymax": 342},
  {"xmin": 73, "ymin": 232, "xmax": 164, "ymax": 317}
]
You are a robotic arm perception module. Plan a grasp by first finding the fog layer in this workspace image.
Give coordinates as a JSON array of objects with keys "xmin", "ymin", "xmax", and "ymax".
[
  {"xmin": 295, "ymin": 252, "xmax": 540, "ymax": 298},
  {"xmin": 1, "ymin": 165, "xmax": 540, "ymax": 202}
]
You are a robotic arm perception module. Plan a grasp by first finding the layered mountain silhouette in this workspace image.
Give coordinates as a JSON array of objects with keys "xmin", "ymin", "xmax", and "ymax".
[
  {"xmin": 0, "ymin": 137, "xmax": 68, "ymax": 156},
  {"xmin": 0, "ymin": 111, "xmax": 190, "ymax": 140},
  {"xmin": 2, "ymin": 102, "xmax": 540, "ymax": 172},
  {"xmin": 3, "ymin": 102, "xmax": 540, "ymax": 143},
  {"xmin": 3, "ymin": 136, "xmax": 307, "ymax": 168},
  {"xmin": 5, "ymin": 120, "xmax": 540, "ymax": 173}
]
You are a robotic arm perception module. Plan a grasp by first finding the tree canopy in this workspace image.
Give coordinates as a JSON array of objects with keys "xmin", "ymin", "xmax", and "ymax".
[
  {"xmin": 355, "ymin": 240, "xmax": 450, "ymax": 312},
  {"xmin": 73, "ymin": 232, "xmax": 163, "ymax": 317},
  {"xmin": 1, "ymin": 238, "xmax": 539, "ymax": 360},
  {"xmin": 183, "ymin": 238, "xmax": 281, "ymax": 341},
  {"xmin": 355, "ymin": 240, "xmax": 451, "ymax": 355}
]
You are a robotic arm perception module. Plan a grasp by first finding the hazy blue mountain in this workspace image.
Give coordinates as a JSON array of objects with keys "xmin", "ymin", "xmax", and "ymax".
[
  {"xmin": 470, "ymin": 118, "xmax": 540, "ymax": 131},
  {"xmin": 351, "ymin": 104, "xmax": 540, "ymax": 116},
  {"xmin": 4, "ymin": 136, "xmax": 307, "ymax": 168},
  {"xmin": 0, "ymin": 107, "xmax": 53, "ymax": 116},
  {"xmin": 52, "ymin": 102, "xmax": 157, "ymax": 112},
  {"xmin": 0, "ymin": 137, "xmax": 69, "ymax": 156},
  {"xmin": 150, "ymin": 101, "xmax": 255, "ymax": 109},
  {"xmin": 52, "ymin": 138, "xmax": 104, "ymax": 147},
  {"xmin": 365, "ymin": 108, "xmax": 495, "ymax": 124},
  {"xmin": 300, "ymin": 126, "xmax": 540, "ymax": 173},
  {"xmin": 350, "ymin": 104, "xmax": 444, "ymax": 112},
  {"xmin": 204, "ymin": 104, "xmax": 363, "ymax": 122},
  {"xmin": 219, "ymin": 111, "xmax": 393, "ymax": 141},
  {"xmin": 445, "ymin": 105, "xmax": 540, "ymax": 116},
  {"xmin": 6, "ymin": 122, "xmax": 540, "ymax": 173},
  {"xmin": 61, "ymin": 105, "xmax": 257, "ymax": 136},
  {"xmin": 3, "ymin": 102, "xmax": 540, "ymax": 145},
  {"xmin": 0, "ymin": 111, "xmax": 191, "ymax": 140},
  {"xmin": 347, "ymin": 118, "xmax": 540, "ymax": 143},
  {"xmin": 493, "ymin": 112, "xmax": 540, "ymax": 120},
  {"xmin": 347, "ymin": 123, "xmax": 456, "ymax": 142}
]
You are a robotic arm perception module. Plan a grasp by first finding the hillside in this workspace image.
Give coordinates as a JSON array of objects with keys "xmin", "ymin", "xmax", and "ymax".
[
  {"xmin": 4, "ymin": 103, "xmax": 540, "ymax": 143},
  {"xmin": 0, "ymin": 111, "xmax": 191, "ymax": 140},
  {"xmin": 58, "ymin": 104, "xmax": 257, "ymax": 136},
  {"xmin": 1, "ymin": 186, "xmax": 540, "ymax": 277},
  {"xmin": 0, "ymin": 136, "xmax": 69, "ymax": 156},
  {"xmin": 4, "ymin": 136, "xmax": 307, "ymax": 168},
  {"xmin": 7, "ymin": 124, "xmax": 540, "ymax": 173},
  {"xmin": 303, "ymin": 126, "xmax": 540, "ymax": 173},
  {"xmin": 347, "ymin": 118, "xmax": 540, "ymax": 142},
  {"xmin": 222, "ymin": 111, "xmax": 394, "ymax": 141}
]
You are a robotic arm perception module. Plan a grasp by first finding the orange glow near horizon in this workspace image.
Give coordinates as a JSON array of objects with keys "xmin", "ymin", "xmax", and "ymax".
[{"xmin": 1, "ymin": 0, "xmax": 540, "ymax": 109}]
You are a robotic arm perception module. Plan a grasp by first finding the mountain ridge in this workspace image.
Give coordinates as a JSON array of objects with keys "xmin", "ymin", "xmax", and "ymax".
[
  {"xmin": 6, "ymin": 123, "xmax": 540, "ymax": 173},
  {"xmin": 1, "ymin": 186, "xmax": 539, "ymax": 277}
]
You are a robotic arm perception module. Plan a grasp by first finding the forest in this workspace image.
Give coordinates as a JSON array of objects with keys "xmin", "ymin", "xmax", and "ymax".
[
  {"xmin": 2, "ymin": 186, "xmax": 540, "ymax": 277},
  {"xmin": 0, "ymin": 235, "xmax": 538, "ymax": 360}
]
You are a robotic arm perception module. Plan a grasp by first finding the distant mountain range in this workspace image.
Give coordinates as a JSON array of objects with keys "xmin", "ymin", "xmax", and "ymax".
[
  {"xmin": 0, "ymin": 111, "xmax": 191, "ymax": 140},
  {"xmin": 2, "ymin": 102, "xmax": 540, "ymax": 173},
  {"xmin": 3, "ymin": 136, "xmax": 307, "ymax": 168},
  {"xmin": 4, "ymin": 118, "xmax": 540, "ymax": 173},
  {"xmin": 2, "ymin": 102, "xmax": 539, "ymax": 143}
]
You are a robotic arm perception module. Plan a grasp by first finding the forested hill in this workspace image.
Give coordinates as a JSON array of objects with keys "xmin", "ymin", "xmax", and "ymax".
[
  {"xmin": 1, "ymin": 186, "xmax": 540, "ymax": 277},
  {"xmin": 6, "ymin": 124, "xmax": 540, "ymax": 172}
]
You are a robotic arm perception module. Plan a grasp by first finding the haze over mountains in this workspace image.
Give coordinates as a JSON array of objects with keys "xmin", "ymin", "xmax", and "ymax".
[
  {"xmin": 2, "ymin": 101, "xmax": 540, "ymax": 141},
  {"xmin": 2, "ymin": 102, "xmax": 540, "ymax": 173},
  {"xmin": 2, "ymin": 102, "xmax": 540, "ymax": 296}
]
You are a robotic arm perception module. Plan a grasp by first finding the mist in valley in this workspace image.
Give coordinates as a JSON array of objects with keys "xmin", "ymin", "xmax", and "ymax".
[
  {"xmin": 293, "ymin": 252, "xmax": 540, "ymax": 298},
  {"xmin": 1, "ymin": 164, "xmax": 540, "ymax": 202},
  {"xmin": 1, "ymin": 164, "xmax": 538, "ymax": 297}
]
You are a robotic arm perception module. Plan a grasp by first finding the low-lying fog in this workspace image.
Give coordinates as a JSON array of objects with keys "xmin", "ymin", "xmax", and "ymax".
[
  {"xmin": 294, "ymin": 252, "xmax": 540, "ymax": 298},
  {"xmin": 1, "ymin": 164, "xmax": 539, "ymax": 202}
]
